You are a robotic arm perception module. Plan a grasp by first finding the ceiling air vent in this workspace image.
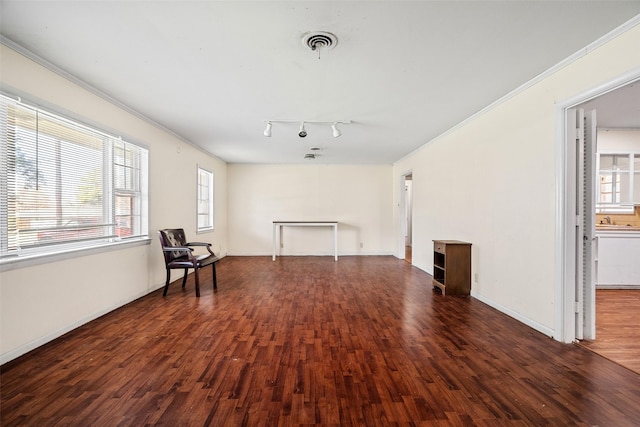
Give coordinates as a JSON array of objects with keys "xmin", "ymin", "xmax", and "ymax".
[{"xmin": 302, "ymin": 31, "xmax": 337, "ymax": 58}]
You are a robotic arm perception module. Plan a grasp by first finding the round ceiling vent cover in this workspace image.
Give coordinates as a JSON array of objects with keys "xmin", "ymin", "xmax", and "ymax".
[{"xmin": 302, "ymin": 31, "xmax": 338, "ymax": 52}]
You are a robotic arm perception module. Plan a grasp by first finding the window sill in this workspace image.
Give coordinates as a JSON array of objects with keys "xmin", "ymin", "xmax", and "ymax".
[
  {"xmin": 196, "ymin": 228, "xmax": 215, "ymax": 235},
  {"xmin": 596, "ymin": 206, "xmax": 635, "ymax": 214},
  {"xmin": 0, "ymin": 237, "xmax": 152, "ymax": 272}
]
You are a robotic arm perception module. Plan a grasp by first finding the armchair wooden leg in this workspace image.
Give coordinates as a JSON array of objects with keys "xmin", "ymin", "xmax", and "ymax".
[
  {"xmin": 194, "ymin": 269, "xmax": 201, "ymax": 297},
  {"xmin": 212, "ymin": 263, "xmax": 217, "ymax": 290},
  {"xmin": 181, "ymin": 268, "xmax": 188, "ymax": 288},
  {"xmin": 163, "ymin": 269, "xmax": 171, "ymax": 296}
]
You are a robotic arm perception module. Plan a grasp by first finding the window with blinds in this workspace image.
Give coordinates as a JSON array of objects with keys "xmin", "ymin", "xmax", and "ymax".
[
  {"xmin": 596, "ymin": 153, "xmax": 637, "ymax": 213},
  {"xmin": 197, "ymin": 166, "xmax": 214, "ymax": 232},
  {"xmin": 0, "ymin": 94, "xmax": 148, "ymax": 259}
]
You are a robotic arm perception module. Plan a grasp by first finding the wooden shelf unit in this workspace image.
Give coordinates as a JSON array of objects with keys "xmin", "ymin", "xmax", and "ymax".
[{"xmin": 433, "ymin": 240, "xmax": 471, "ymax": 296}]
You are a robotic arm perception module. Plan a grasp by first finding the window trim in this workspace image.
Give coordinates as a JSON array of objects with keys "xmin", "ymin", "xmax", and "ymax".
[
  {"xmin": 196, "ymin": 165, "xmax": 214, "ymax": 233},
  {"xmin": 596, "ymin": 151, "xmax": 638, "ymax": 214}
]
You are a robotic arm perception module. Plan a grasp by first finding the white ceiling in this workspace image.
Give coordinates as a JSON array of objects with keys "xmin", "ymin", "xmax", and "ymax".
[{"xmin": 1, "ymin": 1, "xmax": 639, "ymax": 164}]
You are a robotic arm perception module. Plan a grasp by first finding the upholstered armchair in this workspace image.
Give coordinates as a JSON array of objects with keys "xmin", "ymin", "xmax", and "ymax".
[{"xmin": 158, "ymin": 228, "xmax": 219, "ymax": 297}]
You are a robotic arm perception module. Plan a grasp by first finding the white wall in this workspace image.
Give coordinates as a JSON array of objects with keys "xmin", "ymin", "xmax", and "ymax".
[
  {"xmin": 598, "ymin": 129, "xmax": 640, "ymax": 151},
  {"xmin": 393, "ymin": 23, "xmax": 640, "ymax": 338},
  {"xmin": 227, "ymin": 164, "xmax": 394, "ymax": 256},
  {"xmin": 0, "ymin": 45, "xmax": 228, "ymax": 363}
]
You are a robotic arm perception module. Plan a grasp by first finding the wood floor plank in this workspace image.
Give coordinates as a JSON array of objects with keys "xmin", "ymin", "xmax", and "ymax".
[{"xmin": 2, "ymin": 256, "xmax": 639, "ymax": 426}]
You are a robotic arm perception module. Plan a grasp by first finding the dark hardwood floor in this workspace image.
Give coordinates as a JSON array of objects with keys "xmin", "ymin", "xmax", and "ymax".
[
  {"xmin": 579, "ymin": 289, "xmax": 640, "ymax": 374},
  {"xmin": 2, "ymin": 256, "xmax": 639, "ymax": 426}
]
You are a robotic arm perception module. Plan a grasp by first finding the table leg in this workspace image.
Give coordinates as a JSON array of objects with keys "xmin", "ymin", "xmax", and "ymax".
[
  {"xmin": 272, "ymin": 223, "xmax": 277, "ymax": 261},
  {"xmin": 334, "ymin": 224, "xmax": 338, "ymax": 261}
]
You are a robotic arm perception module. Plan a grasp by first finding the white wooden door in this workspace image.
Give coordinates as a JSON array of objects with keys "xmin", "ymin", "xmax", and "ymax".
[
  {"xmin": 582, "ymin": 110, "xmax": 597, "ymax": 340},
  {"xmin": 570, "ymin": 108, "xmax": 597, "ymax": 340}
]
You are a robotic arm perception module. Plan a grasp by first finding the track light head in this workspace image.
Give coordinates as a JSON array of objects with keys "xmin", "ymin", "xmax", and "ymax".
[
  {"xmin": 263, "ymin": 120, "xmax": 351, "ymax": 138},
  {"xmin": 331, "ymin": 123, "xmax": 341, "ymax": 138},
  {"xmin": 263, "ymin": 121, "xmax": 272, "ymax": 137}
]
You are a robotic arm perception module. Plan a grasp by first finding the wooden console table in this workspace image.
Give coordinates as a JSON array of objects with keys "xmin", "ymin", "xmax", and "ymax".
[{"xmin": 272, "ymin": 221, "xmax": 338, "ymax": 261}]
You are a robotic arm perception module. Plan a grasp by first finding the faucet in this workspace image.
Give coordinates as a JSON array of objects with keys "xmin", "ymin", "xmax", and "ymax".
[{"xmin": 604, "ymin": 216, "xmax": 612, "ymax": 224}]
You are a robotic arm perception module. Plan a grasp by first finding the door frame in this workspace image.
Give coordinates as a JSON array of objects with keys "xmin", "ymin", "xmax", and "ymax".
[
  {"xmin": 555, "ymin": 68, "xmax": 640, "ymax": 343},
  {"xmin": 399, "ymin": 170, "xmax": 413, "ymax": 260}
]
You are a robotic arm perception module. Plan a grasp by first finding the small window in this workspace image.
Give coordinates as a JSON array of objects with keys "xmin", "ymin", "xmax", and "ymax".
[
  {"xmin": 197, "ymin": 167, "xmax": 214, "ymax": 232},
  {"xmin": 596, "ymin": 153, "xmax": 635, "ymax": 214},
  {"xmin": 634, "ymin": 154, "xmax": 640, "ymax": 203}
]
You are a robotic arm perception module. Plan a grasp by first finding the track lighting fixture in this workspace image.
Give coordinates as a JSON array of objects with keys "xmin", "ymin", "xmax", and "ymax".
[
  {"xmin": 298, "ymin": 122, "xmax": 307, "ymax": 138},
  {"xmin": 262, "ymin": 120, "xmax": 351, "ymax": 138},
  {"xmin": 263, "ymin": 121, "xmax": 272, "ymax": 137},
  {"xmin": 331, "ymin": 123, "xmax": 341, "ymax": 138}
]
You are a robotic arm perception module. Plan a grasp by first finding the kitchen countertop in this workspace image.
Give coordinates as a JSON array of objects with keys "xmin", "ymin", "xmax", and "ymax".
[{"xmin": 596, "ymin": 225, "xmax": 640, "ymax": 233}]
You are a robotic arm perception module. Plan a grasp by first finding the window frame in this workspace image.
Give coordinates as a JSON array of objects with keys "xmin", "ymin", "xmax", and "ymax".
[
  {"xmin": 595, "ymin": 152, "xmax": 637, "ymax": 214},
  {"xmin": 196, "ymin": 166, "xmax": 214, "ymax": 233},
  {"xmin": 0, "ymin": 93, "xmax": 150, "ymax": 270}
]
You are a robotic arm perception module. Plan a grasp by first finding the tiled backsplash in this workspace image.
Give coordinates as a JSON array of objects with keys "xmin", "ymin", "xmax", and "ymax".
[{"xmin": 596, "ymin": 206, "xmax": 640, "ymax": 227}]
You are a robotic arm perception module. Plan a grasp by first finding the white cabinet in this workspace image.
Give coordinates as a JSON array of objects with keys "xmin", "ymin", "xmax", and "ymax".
[{"xmin": 596, "ymin": 231, "xmax": 640, "ymax": 288}]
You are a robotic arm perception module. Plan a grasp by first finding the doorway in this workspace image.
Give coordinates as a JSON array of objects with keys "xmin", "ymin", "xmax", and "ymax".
[
  {"xmin": 560, "ymin": 74, "xmax": 640, "ymax": 371},
  {"xmin": 403, "ymin": 173, "xmax": 413, "ymax": 263}
]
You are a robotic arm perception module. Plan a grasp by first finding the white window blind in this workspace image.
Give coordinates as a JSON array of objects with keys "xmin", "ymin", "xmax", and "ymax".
[
  {"xmin": 197, "ymin": 166, "xmax": 214, "ymax": 232},
  {"xmin": 0, "ymin": 94, "xmax": 148, "ymax": 259}
]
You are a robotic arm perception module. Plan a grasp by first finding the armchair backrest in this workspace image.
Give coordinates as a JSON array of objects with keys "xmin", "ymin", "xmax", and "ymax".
[{"xmin": 158, "ymin": 228, "xmax": 189, "ymax": 263}]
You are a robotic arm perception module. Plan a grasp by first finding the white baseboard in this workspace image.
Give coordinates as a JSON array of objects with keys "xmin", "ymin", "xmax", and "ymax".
[
  {"xmin": 1, "ymin": 254, "xmax": 228, "ymax": 365},
  {"xmin": 227, "ymin": 252, "xmax": 395, "ymax": 257},
  {"xmin": 0, "ymin": 287, "xmax": 158, "ymax": 365},
  {"xmin": 470, "ymin": 290, "xmax": 555, "ymax": 339},
  {"xmin": 0, "ymin": 252, "xmax": 247, "ymax": 364}
]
